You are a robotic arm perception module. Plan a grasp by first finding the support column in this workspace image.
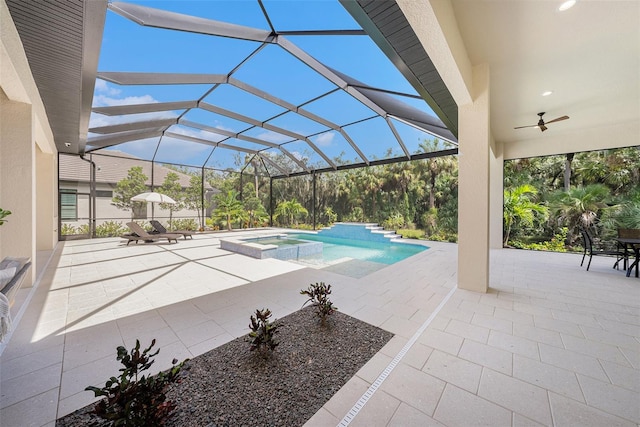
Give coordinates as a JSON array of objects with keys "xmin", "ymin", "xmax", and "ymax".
[
  {"xmin": 0, "ymin": 96, "xmax": 35, "ymax": 283},
  {"xmin": 269, "ymin": 178, "xmax": 273, "ymax": 227},
  {"xmin": 312, "ymin": 171, "xmax": 316, "ymax": 230},
  {"xmin": 489, "ymin": 141, "xmax": 504, "ymax": 249},
  {"xmin": 457, "ymin": 63, "xmax": 490, "ymax": 292},
  {"xmin": 36, "ymin": 147, "xmax": 57, "ymax": 250}
]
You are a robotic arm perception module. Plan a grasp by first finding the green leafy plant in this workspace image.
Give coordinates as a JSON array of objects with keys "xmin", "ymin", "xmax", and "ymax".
[
  {"xmin": 85, "ymin": 339, "xmax": 188, "ymax": 426},
  {"xmin": 512, "ymin": 227, "xmax": 568, "ymax": 252},
  {"xmin": 95, "ymin": 221, "xmax": 127, "ymax": 237},
  {"xmin": 170, "ymin": 218, "xmax": 198, "ymax": 231},
  {"xmin": 397, "ymin": 228, "xmax": 425, "ymax": 239},
  {"xmin": 382, "ymin": 212, "xmax": 405, "ymax": 230},
  {"xmin": 300, "ymin": 282, "xmax": 338, "ymax": 325},
  {"xmin": 248, "ymin": 308, "xmax": 280, "ymax": 353},
  {"xmin": 60, "ymin": 223, "xmax": 77, "ymax": 236},
  {"xmin": 0, "ymin": 208, "xmax": 11, "ymax": 226}
]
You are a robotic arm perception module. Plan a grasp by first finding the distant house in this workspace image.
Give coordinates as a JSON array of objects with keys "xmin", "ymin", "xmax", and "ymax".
[{"xmin": 58, "ymin": 151, "xmax": 219, "ymax": 228}]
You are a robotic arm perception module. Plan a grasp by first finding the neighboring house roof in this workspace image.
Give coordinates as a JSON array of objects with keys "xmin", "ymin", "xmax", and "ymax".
[{"xmin": 59, "ymin": 151, "xmax": 214, "ymax": 189}]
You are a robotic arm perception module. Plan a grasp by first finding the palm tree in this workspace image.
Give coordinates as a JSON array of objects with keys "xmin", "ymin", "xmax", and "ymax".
[
  {"xmin": 548, "ymin": 184, "xmax": 610, "ymax": 231},
  {"xmin": 244, "ymin": 196, "xmax": 267, "ymax": 228},
  {"xmin": 212, "ymin": 190, "xmax": 243, "ymax": 231},
  {"xmin": 275, "ymin": 199, "xmax": 308, "ymax": 226},
  {"xmin": 503, "ymin": 184, "xmax": 549, "ymax": 246}
]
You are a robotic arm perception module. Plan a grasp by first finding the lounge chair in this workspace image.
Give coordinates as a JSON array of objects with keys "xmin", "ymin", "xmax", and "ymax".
[
  {"xmin": 150, "ymin": 220, "xmax": 194, "ymax": 239},
  {"xmin": 122, "ymin": 222, "xmax": 180, "ymax": 245}
]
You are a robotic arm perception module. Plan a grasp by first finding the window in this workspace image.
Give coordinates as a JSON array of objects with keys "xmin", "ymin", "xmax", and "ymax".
[
  {"xmin": 96, "ymin": 190, "xmax": 113, "ymax": 198},
  {"xmin": 60, "ymin": 190, "xmax": 77, "ymax": 220}
]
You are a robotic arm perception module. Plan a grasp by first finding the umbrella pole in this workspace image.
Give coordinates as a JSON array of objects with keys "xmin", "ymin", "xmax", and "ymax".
[{"xmin": 151, "ymin": 203, "xmax": 155, "ymax": 220}]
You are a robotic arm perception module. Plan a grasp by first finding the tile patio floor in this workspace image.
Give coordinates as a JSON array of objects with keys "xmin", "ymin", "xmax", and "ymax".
[{"xmin": 1, "ymin": 229, "xmax": 638, "ymax": 426}]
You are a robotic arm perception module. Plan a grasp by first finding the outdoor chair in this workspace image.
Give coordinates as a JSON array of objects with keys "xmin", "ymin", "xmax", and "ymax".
[
  {"xmin": 122, "ymin": 222, "xmax": 180, "ymax": 245},
  {"xmin": 580, "ymin": 228, "xmax": 625, "ymax": 271},
  {"xmin": 150, "ymin": 220, "xmax": 194, "ymax": 239},
  {"xmin": 617, "ymin": 228, "xmax": 640, "ymax": 275}
]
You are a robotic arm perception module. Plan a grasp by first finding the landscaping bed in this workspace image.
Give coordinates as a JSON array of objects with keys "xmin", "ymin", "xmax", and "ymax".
[{"xmin": 57, "ymin": 306, "xmax": 393, "ymax": 427}]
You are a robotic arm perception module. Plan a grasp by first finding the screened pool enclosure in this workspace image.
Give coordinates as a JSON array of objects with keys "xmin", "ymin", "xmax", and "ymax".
[{"xmin": 60, "ymin": 0, "xmax": 459, "ymax": 237}]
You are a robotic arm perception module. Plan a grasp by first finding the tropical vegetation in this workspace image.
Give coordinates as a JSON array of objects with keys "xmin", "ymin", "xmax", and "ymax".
[{"xmin": 64, "ymin": 142, "xmax": 639, "ymax": 253}]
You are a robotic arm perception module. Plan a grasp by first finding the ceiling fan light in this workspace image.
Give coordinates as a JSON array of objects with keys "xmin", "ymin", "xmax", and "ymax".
[
  {"xmin": 542, "ymin": 90, "xmax": 553, "ymax": 96},
  {"xmin": 559, "ymin": 0, "xmax": 576, "ymax": 11}
]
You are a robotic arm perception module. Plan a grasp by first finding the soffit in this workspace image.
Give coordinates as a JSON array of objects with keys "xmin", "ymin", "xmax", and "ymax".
[
  {"xmin": 5, "ymin": 0, "xmax": 107, "ymax": 154},
  {"xmin": 341, "ymin": 0, "xmax": 459, "ymax": 137},
  {"xmin": 451, "ymin": 0, "xmax": 639, "ymax": 145}
]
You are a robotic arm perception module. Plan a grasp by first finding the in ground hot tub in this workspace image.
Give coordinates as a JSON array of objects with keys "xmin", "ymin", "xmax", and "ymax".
[{"xmin": 219, "ymin": 234, "xmax": 323, "ymax": 260}]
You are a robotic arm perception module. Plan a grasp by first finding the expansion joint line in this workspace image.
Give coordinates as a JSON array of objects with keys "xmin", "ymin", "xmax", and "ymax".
[{"xmin": 336, "ymin": 286, "xmax": 457, "ymax": 427}]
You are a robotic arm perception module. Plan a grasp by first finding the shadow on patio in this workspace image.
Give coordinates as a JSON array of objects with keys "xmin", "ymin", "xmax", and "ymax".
[{"xmin": 1, "ymin": 232, "xmax": 638, "ymax": 426}]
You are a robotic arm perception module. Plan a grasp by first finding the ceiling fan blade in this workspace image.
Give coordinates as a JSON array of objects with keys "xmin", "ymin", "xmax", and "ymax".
[
  {"xmin": 539, "ymin": 124, "xmax": 548, "ymax": 132},
  {"xmin": 514, "ymin": 124, "xmax": 539, "ymax": 130},
  {"xmin": 545, "ymin": 115, "xmax": 569, "ymax": 125}
]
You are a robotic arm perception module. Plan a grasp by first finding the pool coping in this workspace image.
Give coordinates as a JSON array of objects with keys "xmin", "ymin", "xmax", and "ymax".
[{"xmin": 219, "ymin": 233, "xmax": 323, "ymax": 260}]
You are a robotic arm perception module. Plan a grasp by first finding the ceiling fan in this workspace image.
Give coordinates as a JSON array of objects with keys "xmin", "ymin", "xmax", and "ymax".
[{"xmin": 514, "ymin": 112, "xmax": 570, "ymax": 132}]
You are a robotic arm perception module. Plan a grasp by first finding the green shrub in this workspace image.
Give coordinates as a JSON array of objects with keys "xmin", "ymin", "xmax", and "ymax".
[
  {"xmin": 248, "ymin": 308, "xmax": 280, "ymax": 354},
  {"xmin": 397, "ymin": 228, "xmax": 425, "ymax": 239},
  {"xmin": 511, "ymin": 228, "xmax": 568, "ymax": 252},
  {"xmin": 85, "ymin": 339, "xmax": 188, "ymax": 426},
  {"xmin": 95, "ymin": 221, "xmax": 127, "ymax": 237},
  {"xmin": 300, "ymin": 282, "xmax": 338, "ymax": 325},
  {"xmin": 77, "ymin": 224, "xmax": 90, "ymax": 235},
  {"xmin": 61, "ymin": 223, "xmax": 77, "ymax": 236},
  {"xmin": 169, "ymin": 218, "xmax": 198, "ymax": 231},
  {"xmin": 382, "ymin": 213, "xmax": 405, "ymax": 230},
  {"xmin": 323, "ymin": 207, "xmax": 337, "ymax": 226},
  {"xmin": 292, "ymin": 223, "xmax": 314, "ymax": 230}
]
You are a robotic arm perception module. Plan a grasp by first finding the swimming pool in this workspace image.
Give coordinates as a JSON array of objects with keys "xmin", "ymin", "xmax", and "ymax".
[
  {"xmin": 288, "ymin": 233, "xmax": 427, "ymax": 265},
  {"xmin": 219, "ymin": 224, "xmax": 429, "ymax": 278}
]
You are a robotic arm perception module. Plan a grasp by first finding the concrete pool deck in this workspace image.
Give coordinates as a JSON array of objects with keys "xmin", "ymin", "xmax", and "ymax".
[{"xmin": 1, "ymin": 228, "xmax": 638, "ymax": 426}]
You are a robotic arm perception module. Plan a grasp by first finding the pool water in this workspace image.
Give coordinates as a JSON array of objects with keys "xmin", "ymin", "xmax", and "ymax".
[
  {"xmin": 288, "ymin": 233, "xmax": 427, "ymax": 265},
  {"xmin": 250, "ymin": 237, "xmax": 310, "ymax": 247}
]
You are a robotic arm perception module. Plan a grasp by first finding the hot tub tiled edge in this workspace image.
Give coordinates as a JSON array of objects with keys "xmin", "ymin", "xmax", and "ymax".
[{"xmin": 219, "ymin": 237, "xmax": 278, "ymax": 259}]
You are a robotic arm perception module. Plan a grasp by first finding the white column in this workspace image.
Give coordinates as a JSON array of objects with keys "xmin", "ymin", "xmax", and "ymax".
[
  {"xmin": 36, "ymin": 147, "xmax": 57, "ymax": 250},
  {"xmin": 457, "ymin": 63, "xmax": 490, "ymax": 293},
  {"xmin": 490, "ymin": 140, "xmax": 504, "ymax": 249}
]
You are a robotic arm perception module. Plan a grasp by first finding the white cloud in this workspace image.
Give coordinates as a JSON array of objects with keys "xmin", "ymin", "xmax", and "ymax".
[
  {"xmin": 94, "ymin": 79, "xmax": 121, "ymax": 96},
  {"xmin": 89, "ymin": 89, "xmax": 176, "ymax": 128},
  {"xmin": 93, "ymin": 94, "xmax": 158, "ymax": 108},
  {"xmin": 156, "ymin": 135, "xmax": 212, "ymax": 163},
  {"xmin": 254, "ymin": 130, "xmax": 292, "ymax": 143},
  {"xmin": 170, "ymin": 126, "xmax": 224, "ymax": 143},
  {"xmin": 315, "ymin": 132, "xmax": 335, "ymax": 147}
]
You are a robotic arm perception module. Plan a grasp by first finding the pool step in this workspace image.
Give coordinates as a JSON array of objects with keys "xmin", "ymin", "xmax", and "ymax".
[{"xmin": 318, "ymin": 222, "xmax": 401, "ymax": 243}]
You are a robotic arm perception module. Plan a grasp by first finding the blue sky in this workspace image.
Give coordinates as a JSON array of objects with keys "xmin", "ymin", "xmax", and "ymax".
[{"xmin": 90, "ymin": 0, "xmax": 446, "ymax": 173}]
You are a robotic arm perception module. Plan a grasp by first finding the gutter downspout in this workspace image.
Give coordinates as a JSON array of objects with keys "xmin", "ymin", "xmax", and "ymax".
[{"xmin": 79, "ymin": 155, "xmax": 96, "ymax": 238}]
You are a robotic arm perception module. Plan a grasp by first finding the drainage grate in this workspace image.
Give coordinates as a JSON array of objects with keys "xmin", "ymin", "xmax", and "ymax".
[{"xmin": 337, "ymin": 286, "xmax": 457, "ymax": 427}]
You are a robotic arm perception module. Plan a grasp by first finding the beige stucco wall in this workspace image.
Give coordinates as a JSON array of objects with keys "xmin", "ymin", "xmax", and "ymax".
[
  {"xmin": 36, "ymin": 147, "xmax": 57, "ymax": 250},
  {"xmin": 1, "ymin": 0, "xmax": 57, "ymax": 283}
]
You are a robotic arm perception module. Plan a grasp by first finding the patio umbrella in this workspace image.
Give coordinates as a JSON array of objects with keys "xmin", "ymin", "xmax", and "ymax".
[
  {"xmin": 131, "ymin": 192, "xmax": 177, "ymax": 204},
  {"xmin": 131, "ymin": 192, "xmax": 176, "ymax": 220}
]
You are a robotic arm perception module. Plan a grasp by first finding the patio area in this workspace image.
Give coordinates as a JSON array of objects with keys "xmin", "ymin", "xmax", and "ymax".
[{"xmin": 0, "ymin": 230, "xmax": 638, "ymax": 426}]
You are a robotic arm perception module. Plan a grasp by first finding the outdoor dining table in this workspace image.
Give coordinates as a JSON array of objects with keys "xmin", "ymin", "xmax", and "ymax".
[{"xmin": 617, "ymin": 237, "xmax": 640, "ymax": 277}]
